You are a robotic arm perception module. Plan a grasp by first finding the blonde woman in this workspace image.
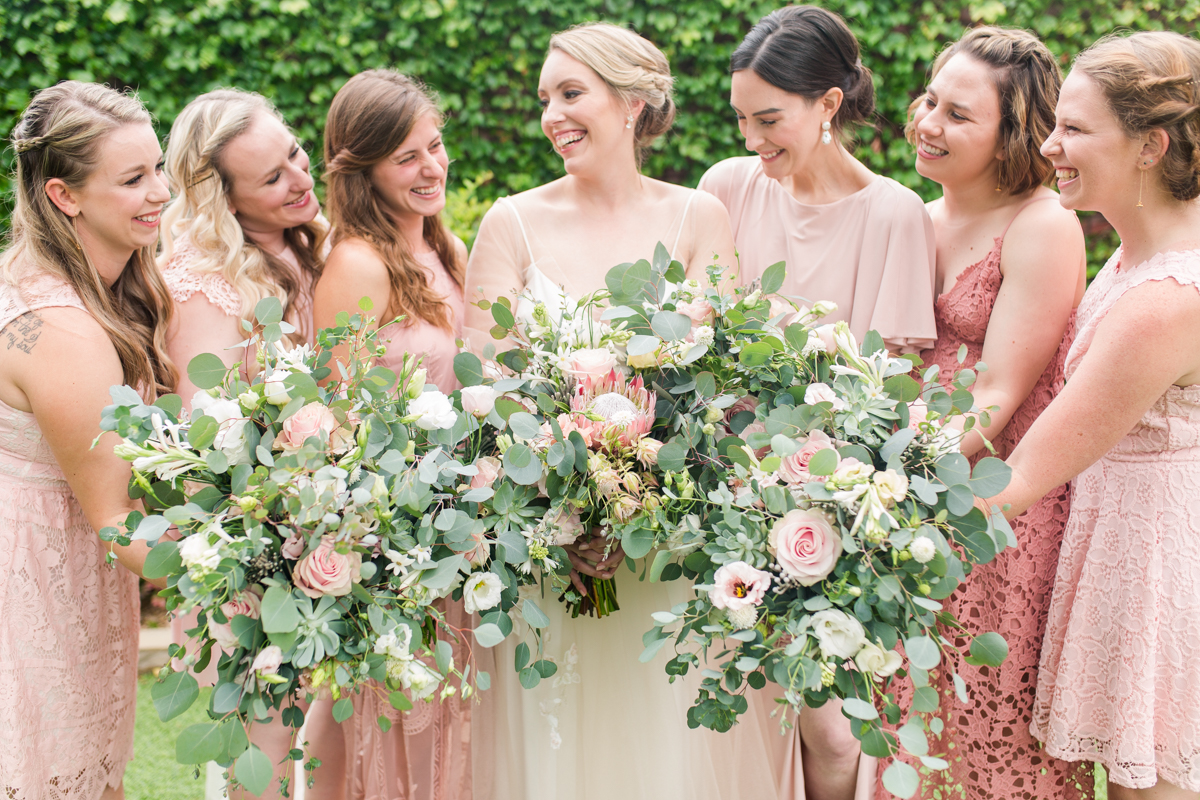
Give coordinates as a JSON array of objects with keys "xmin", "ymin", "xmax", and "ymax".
[
  {"xmin": 465, "ymin": 23, "xmax": 781, "ymax": 800},
  {"xmin": 158, "ymin": 88, "xmax": 341, "ymax": 799},
  {"xmin": 314, "ymin": 69, "xmax": 471, "ymax": 800},
  {"xmin": 0, "ymin": 81, "xmax": 175, "ymax": 799}
]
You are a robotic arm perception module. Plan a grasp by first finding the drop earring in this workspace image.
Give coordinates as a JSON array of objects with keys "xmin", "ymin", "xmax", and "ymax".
[
  {"xmin": 1137, "ymin": 159, "xmax": 1154, "ymax": 208},
  {"xmin": 821, "ymin": 121, "xmax": 832, "ymax": 145},
  {"xmin": 626, "ymin": 114, "xmax": 633, "ymax": 130}
]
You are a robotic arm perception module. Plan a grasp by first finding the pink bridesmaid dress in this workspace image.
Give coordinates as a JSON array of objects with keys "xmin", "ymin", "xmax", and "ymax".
[
  {"xmin": 1032, "ymin": 247, "xmax": 1200, "ymax": 792},
  {"xmin": 0, "ymin": 272, "xmax": 141, "ymax": 799},
  {"xmin": 875, "ymin": 201, "xmax": 1094, "ymax": 799},
  {"xmin": 345, "ymin": 247, "xmax": 473, "ymax": 800}
]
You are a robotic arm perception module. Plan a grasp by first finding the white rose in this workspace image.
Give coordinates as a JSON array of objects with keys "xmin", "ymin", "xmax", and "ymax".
[
  {"xmin": 460, "ymin": 385, "xmax": 498, "ymax": 419},
  {"xmin": 408, "ymin": 391, "xmax": 457, "ymax": 430},
  {"xmin": 463, "ymin": 572, "xmax": 504, "ymax": 614},
  {"xmin": 810, "ymin": 609, "xmax": 867, "ymax": 660},
  {"xmin": 179, "ymin": 533, "xmax": 221, "ymax": 571},
  {"xmin": 804, "ymin": 383, "xmax": 846, "ymax": 411},
  {"xmin": 854, "ymin": 639, "xmax": 903, "ymax": 678},
  {"xmin": 401, "ymin": 660, "xmax": 442, "ymax": 700},
  {"xmin": 872, "ymin": 469, "xmax": 909, "ymax": 505},
  {"xmin": 251, "ymin": 645, "xmax": 283, "ymax": 675},
  {"xmin": 910, "ymin": 536, "xmax": 937, "ymax": 564},
  {"xmin": 262, "ymin": 369, "xmax": 292, "ymax": 406}
]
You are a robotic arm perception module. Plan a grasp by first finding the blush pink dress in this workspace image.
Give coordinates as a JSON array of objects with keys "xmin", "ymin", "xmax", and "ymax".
[
  {"xmin": 875, "ymin": 202, "xmax": 1094, "ymax": 800},
  {"xmin": 0, "ymin": 272, "xmax": 140, "ymax": 800},
  {"xmin": 348, "ymin": 247, "xmax": 472, "ymax": 800},
  {"xmin": 1031, "ymin": 247, "xmax": 1200, "ymax": 791}
]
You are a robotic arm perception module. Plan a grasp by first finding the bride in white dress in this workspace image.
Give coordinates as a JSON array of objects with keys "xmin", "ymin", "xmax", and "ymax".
[{"xmin": 464, "ymin": 21, "xmax": 788, "ymax": 800}]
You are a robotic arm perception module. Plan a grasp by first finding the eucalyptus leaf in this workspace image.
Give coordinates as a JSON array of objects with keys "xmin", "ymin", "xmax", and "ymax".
[
  {"xmin": 234, "ymin": 744, "xmax": 273, "ymax": 795},
  {"xmin": 187, "ymin": 353, "xmax": 227, "ymax": 391}
]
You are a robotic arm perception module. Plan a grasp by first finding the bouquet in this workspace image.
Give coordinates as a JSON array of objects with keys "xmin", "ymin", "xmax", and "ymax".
[{"xmin": 100, "ymin": 298, "xmax": 500, "ymax": 794}]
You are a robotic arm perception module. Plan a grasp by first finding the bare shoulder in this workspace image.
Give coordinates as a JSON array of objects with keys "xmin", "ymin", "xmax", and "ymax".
[
  {"xmin": 9, "ymin": 305, "xmax": 120, "ymax": 375},
  {"xmin": 1000, "ymin": 194, "xmax": 1084, "ymax": 279},
  {"xmin": 1005, "ymin": 194, "xmax": 1080, "ymax": 241},
  {"xmin": 686, "ymin": 188, "xmax": 733, "ymax": 224},
  {"xmin": 324, "ymin": 237, "xmax": 388, "ymax": 280}
]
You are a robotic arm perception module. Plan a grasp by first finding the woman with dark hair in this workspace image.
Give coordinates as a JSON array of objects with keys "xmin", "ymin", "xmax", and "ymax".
[
  {"xmin": 700, "ymin": 5, "xmax": 936, "ymax": 355},
  {"xmin": 698, "ymin": 7, "xmax": 937, "ymax": 799},
  {"xmin": 874, "ymin": 26, "xmax": 1091, "ymax": 800},
  {"xmin": 314, "ymin": 68, "xmax": 471, "ymax": 800}
]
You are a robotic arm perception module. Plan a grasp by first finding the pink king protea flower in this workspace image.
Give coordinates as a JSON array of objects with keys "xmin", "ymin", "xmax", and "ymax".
[{"xmin": 569, "ymin": 370, "xmax": 656, "ymax": 450}]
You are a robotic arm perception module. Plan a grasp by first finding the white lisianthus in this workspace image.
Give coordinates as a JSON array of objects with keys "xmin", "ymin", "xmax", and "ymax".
[
  {"xmin": 262, "ymin": 370, "xmax": 292, "ymax": 406},
  {"xmin": 854, "ymin": 639, "xmax": 903, "ymax": 678},
  {"xmin": 803, "ymin": 383, "xmax": 846, "ymax": 411},
  {"xmin": 463, "ymin": 572, "xmax": 504, "ymax": 614},
  {"xmin": 179, "ymin": 533, "xmax": 221, "ymax": 571},
  {"xmin": 401, "ymin": 660, "xmax": 442, "ymax": 700},
  {"xmin": 693, "ymin": 325, "xmax": 715, "ymax": 348},
  {"xmin": 373, "ymin": 628, "xmax": 413, "ymax": 660},
  {"xmin": 810, "ymin": 609, "xmax": 867, "ymax": 660},
  {"xmin": 832, "ymin": 458, "xmax": 876, "ymax": 485},
  {"xmin": 872, "ymin": 469, "xmax": 909, "ymax": 505},
  {"xmin": 460, "ymin": 385, "xmax": 498, "ymax": 418},
  {"xmin": 910, "ymin": 536, "xmax": 937, "ymax": 564},
  {"xmin": 726, "ymin": 604, "xmax": 760, "ymax": 630},
  {"xmin": 251, "ymin": 645, "xmax": 283, "ymax": 675},
  {"xmin": 191, "ymin": 391, "xmax": 250, "ymax": 464},
  {"xmin": 810, "ymin": 300, "xmax": 838, "ymax": 318},
  {"xmin": 408, "ymin": 391, "xmax": 457, "ymax": 430}
]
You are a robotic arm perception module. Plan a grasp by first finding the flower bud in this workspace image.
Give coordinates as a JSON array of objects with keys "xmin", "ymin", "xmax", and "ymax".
[
  {"xmin": 704, "ymin": 406, "xmax": 724, "ymax": 424},
  {"xmin": 405, "ymin": 368, "xmax": 427, "ymax": 400},
  {"xmin": 236, "ymin": 496, "xmax": 258, "ymax": 513},
  {"xmin": 847, "ymin": 586, "xmax": 862, "ymax": 597},
  {"xmin": 702, "ymin": 423, "xmax": 716, "ymax": 436},
  {"xmin": 239, "ymin": 389, "xmax": 262, "ymax": 411}
]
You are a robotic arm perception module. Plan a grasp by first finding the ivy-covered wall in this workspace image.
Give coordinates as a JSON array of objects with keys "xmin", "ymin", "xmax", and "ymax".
[{"xmin": 3, "ymin": 0, "xmax": 1197, "ymax": 269}]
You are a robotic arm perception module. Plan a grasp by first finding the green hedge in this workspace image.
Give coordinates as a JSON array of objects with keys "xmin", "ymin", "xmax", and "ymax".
[{"xmin": 3, "ymin": 0, "xmax": 1196, "ymax": 273}]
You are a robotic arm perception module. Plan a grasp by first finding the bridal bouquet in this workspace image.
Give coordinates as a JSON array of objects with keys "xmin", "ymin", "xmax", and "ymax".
[{"xmin": 99, "ymin": 299, "xmax": 495, "ymax": 794}]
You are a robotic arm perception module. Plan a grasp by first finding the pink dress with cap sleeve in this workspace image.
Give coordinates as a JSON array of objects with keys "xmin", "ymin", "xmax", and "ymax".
[
  {"xmin": 1031, "ymin": 247, "xmax": 1200, "ymax": 792},
  {"xmin": 0, "ymin": 272, "xmax": 141, "ymax": 800},
  {"xmin": 874, "ymin": 201, "xmax": 1094, "ymax": 800}
]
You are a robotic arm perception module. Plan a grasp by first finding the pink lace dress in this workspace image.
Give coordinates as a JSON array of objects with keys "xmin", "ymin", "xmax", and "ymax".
[
  {"xmin": 877, "ymin": 229, "xmax": 1094, "ymax": 799},
  {"xmin": 0, "ymin": 274, "xmax": 140, "ymax": 800},
  {"xmin": 1031, "ymin": 247, "xmax": 1200, "ymax": 791}
]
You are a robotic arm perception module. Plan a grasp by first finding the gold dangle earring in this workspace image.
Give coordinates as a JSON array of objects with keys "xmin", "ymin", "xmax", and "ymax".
[
  {"xmin": 70, "ymin": 214, "xmax": 82, "ymax": 250},
  {"xmin": 1137, "ymin": 159, "xmax": 1154, "ymax": 208}
]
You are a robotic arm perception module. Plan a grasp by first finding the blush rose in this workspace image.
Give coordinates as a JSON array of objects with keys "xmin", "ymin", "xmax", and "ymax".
[
  {"xmin": 770, "ymin": 509, "xmax": 842, "ymax": 586},
  {"xmin": 293, "ymin": 536, "xmax": 363, "ymax": 598}
]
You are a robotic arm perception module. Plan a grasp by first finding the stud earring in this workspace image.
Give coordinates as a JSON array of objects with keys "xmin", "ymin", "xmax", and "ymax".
[
  {"xmin": 626, "ymin": 114, "xmax": 634, "ymax": 130},
  {"xmin": 821, "ymin": 120, "xmax": 832, "ymax": 145}
]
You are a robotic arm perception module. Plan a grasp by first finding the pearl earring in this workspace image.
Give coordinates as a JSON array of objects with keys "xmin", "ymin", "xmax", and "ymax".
[
  {"xmin": 626, "ymin": 114, "xmax": 633, "ymax": 130},
  {"xmin": 821, "ymin": 121, "xmax": 832, "ymax": 145}
]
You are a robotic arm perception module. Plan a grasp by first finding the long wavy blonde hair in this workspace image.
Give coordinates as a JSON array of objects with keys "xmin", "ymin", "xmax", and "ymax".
[
  {"xmin": 1, "ymin": 81, "xmax": 176, "ymax": 396},
  {"xmin": 159, "ymin": 89, "xmax": 326, "ymax": 342},
  {"xmin": 323, "ymin": 70, "xmax": 462, "ymax": 331}
]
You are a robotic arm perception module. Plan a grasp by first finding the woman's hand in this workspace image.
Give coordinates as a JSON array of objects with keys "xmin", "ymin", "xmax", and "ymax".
[{"xmin": 564, "ymin": 529, "xmax": 625, "ymax": 595}]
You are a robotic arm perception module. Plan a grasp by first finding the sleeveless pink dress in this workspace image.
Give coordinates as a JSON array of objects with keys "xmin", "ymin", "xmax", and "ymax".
[
  {"xmin": 347, "ymin": 247, "xmax": 472, "ymax": 800},
  {"xmin": 1031, "ymin": 247, "xmax": 1200, "ymax": 791},
  {"xmin": 874, "ymin": 208, "xmax": 1094, "ymax": 799},
  {"xmin": 0, "ymin": 273, "xmax": 141, "ymax": 800}
]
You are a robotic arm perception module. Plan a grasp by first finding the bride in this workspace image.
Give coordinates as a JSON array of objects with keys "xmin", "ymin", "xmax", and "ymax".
[{"xmin": 464, "ymin": 21, "xmax": 786, "ymax": 800}]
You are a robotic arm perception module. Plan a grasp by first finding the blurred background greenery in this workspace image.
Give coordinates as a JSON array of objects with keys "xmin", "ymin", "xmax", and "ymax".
[{"xmin": 2, "ymin": 0, "xmax": 1197, "ymax": 272}]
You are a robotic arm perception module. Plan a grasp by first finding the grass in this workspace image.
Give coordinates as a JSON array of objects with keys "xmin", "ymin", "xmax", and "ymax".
[{"xmin": 126, "ymin": 674, "xmax": 211, "ymax": 800}]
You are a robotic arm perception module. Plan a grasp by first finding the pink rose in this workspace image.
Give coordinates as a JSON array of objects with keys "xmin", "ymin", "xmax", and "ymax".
[
  {"xmin": 470, "ymin": 456, "xmax": 503, "ymax": 490},
  {"xmin": 464, "ymin": 528, "xmax": 491, "ymax": 566},
  {"xmin": 293, "ymin": 536, "xmax": 362, "ymax": 598},
  {"xmin": 724, "ymin": 395, "xmax": 760, "ymax": 424},
  {"xmin": 209, "ymin": 589, "xmax": 262, "ymax": 651},
  {"xmin": 740, "ymin": 421, "xmax": 769, "ymax": 458},
  {"xmin": 770, "ymin": 509, "xmax": 842, "ymax": 586},
  {"xmin": 251, "ymin": 644, "xmax": 283, "ymax": 675},
  {"xmin": 276, "ymin": 402, "xmax": 340, "ymax": 454},
  {"xmin": 565, "ymin": 349, "xmax": 618, "ymax": 383},
  {"xmin": 907, "ymin": 398, "xmax": 929, "ymax": 432},
  {"xmin": 778, "ymin": 430, "xmax": 837, "ymax": 485},
  {"xmin": 281, "ymin": 533, "xmax": 306, "ymax": 560},
  {"xmin": 709, "ymin": 561, "xmax": 772, "ymax": 610},
  {"xmin": 814, "ymin": 324, "xmax": 838, "ymax": 355},
  {"xmin": 676, "ymin": 299, "xmax": 715, "ymax": 327}
]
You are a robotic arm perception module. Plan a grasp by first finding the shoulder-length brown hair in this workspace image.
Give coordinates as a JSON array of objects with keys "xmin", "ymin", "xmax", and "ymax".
[
  {"xmin": 2, "ymin": 81, "xmax": 176, "ymax": 396},
  {"xmin": 908, "ymin": 26, "xmax": 1062, "ymax": 196},
  {"xmin": 323, "ymin": 70, "xmax": 462, "ymax": 331}
]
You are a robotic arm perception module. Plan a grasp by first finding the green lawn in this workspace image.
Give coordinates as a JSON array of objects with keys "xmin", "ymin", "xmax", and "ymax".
[{"xmin": 127, "ymin": 674, "xmax": 210, "ymax": 800}]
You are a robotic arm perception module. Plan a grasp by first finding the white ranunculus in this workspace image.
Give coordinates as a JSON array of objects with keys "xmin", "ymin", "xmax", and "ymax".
[
  {"xmin": 262, "ymin": 369, "xmax": 292, "ymax": 406},
  {"xmin": 401, "ymin": 660, "xmax": 442, "ymax": 700},
  {"xmin": 463, "ymin": 572, "xmax": 504, "ymax": 614},
  {"xmin": 408, "ymin": 391, "xmax": 457, "ymax": 430},
  {"xmin": 179, "ymin": 533, "xmax": 221, "ymax": 571},
  {"xmin": 854, "ymin": 639, "xmax": 903, "ymax": 678},
  {"xmin": 460, "ymin": 385, "xmax": 499, "ymax": 419},
  {"xmin": 910, "ymin": 536, "xmax": 937, "ymax": 564},
  {"xmin": 810, "ymin": 609, "xmax": 867, "ymax": 660}
]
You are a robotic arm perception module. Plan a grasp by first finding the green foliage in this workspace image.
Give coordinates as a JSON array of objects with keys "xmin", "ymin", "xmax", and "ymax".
[{"xmin": 3, "ymin": 0, "xmax": 1197, "ymax": 275}]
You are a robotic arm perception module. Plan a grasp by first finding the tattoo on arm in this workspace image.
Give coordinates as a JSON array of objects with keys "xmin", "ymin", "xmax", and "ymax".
[{"xmin": 3, "ymin": 312, "xmax": 43, "ymax": 355}]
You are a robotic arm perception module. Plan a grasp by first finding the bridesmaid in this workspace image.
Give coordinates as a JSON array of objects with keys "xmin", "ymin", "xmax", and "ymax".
[
  {"xmin": 698, "ymin": 7, "xmax": 936, "ymax": 799},
  {"xmin": 0, "ymin": 82, "xmax": 174, "ymax": 799},
  {"xmin": 699, "ymin": 5, "xmax": 937, "ymax": 355},
  {"xmin": 464, "ymin": 21, "xmax": 780, "ymax": 800},
  {"xmin": 158, "ymin": 88, "xmax": 343, "ymax": 799},
  {"xmin": 872, "ymin": 27, "xmax": 1091, "ymax": 800},
  {"xmin": 989, "ymin": 31, "xmax": 1200, "ymax": 800},
  {"xmin": 313, "ymin": 69, "xmax": 471, "ymax": 800}
]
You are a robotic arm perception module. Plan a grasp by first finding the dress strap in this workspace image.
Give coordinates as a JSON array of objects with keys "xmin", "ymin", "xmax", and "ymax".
[
  {"xmin": 670, "ymin": 191, "xmax": 698, "ymax": 260},
  {"xmin": 1001, "ymin": 195, "xmax": 1060, "ymax": 239},
  {"xmin": 502, "ymin": 198, "xmax": 536, "ymax": 268}
]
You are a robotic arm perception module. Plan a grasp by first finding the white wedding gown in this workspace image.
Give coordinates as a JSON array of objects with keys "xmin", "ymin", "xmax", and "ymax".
[{"xmin": 469, "ymin": 195, "xmax": 789, "ymax": 800}]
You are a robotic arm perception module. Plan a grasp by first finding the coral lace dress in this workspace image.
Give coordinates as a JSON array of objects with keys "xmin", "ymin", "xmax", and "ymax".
[{"xmin": 0, "ymin": 273, "xmax": 140, "ymax": 800}]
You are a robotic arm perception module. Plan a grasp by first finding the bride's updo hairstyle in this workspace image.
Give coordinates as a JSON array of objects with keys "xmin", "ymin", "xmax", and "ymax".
[
  {"xmin": 547, "ymin": 22, "xmax": 676, "ymax": 164},
  {"xmin": 160, "ymin": 89, "xmax": 326, "ymax": 339},
  {"xmin": 323, "ymin": 70, "xmax": 462, "ymax": 331},
  {"xmin": 913, "ymin": 27, "xmax": 1062, "ymax": 195},
  {"xmin": 2, "ymin": 81, "xmax": 176, "ymax": 396},
  {"xmin": 1075, "ymin": 31, "xmax": 1200, "ymax": 202},
  {"xmin": 730, "ymin": 6, "xmax": 875, "ymax": 138}
]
